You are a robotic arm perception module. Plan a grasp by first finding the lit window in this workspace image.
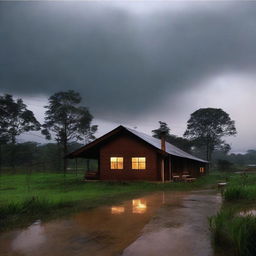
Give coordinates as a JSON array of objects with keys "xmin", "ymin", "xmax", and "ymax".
[
  {"xmin": 132, "ymin": 157, "xmax": 146, "ymax": 170},
  {"xmin": 110, "ymin": 157, "xmax": 123, "ymax": 169},
  {"xmin": 200, "ymin": 167, "xmax": 205, "ymax": 173}
]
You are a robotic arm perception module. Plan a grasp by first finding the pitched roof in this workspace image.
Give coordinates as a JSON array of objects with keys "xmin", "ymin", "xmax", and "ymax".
[
  {"xmin": 125, "ymin": 127, "xmax": 208, "ymax": 163},
  {"xmin": 67, "ymin": 125, "xmax": 208, "ymax": 163}
]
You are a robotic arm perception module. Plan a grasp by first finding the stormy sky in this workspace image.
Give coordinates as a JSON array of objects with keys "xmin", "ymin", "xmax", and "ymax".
[{"xmin": 0, "ymin": 1, "xmax": 256, "ymax": 153}]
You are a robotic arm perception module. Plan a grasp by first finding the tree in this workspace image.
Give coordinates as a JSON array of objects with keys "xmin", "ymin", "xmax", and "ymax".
[
  {"xmin": 152, "ymin": 121, "xmax": 170, "ymax": 139},
  {"xmin": 42, "ymin": 90, "xmax": 97, "ymax": 174},
  {"xmin": 0, "ymin": 94, "xmax": 41, "ymax": 170},
  {"xmin": 184, "ymin": 108, "xmax": 237, "ymax": 162},
  {"xmin": 217, "ymin": 159, "xmax": 233, "ymax": 172},
  {"xmin": 152, "ymin": 121, "xmax": 193, "ymax": 153},
  {"xmin": 0, "ymin": 94, "xmax": 41, "ymax": 144}
]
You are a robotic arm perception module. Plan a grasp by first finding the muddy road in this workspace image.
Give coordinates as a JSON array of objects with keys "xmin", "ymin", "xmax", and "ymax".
[{"xmin": 0, "ymin": 190, "xmax": 221, "ymax": 256}]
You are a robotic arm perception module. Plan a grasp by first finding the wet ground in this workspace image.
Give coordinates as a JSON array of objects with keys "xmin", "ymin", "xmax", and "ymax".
[{"xmin": 0, "ymin": 190, "xmax": 221, "ymax": 256}]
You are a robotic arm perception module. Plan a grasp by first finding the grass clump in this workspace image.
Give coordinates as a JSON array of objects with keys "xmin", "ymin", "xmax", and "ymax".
[
  {"xmin": 224, "ymin": 185, "xmax": 256, "ymax": 201},
  {"xmin": 209, "ymin": 209, "xmax": 256, "ymax": 256},
  {"xmin": 0, "ymin": 196, "xmax": 74, "ymax": 231},
  {"xmin": 224, "ymin": 186, "xmax": 248, "ymax": 201}
]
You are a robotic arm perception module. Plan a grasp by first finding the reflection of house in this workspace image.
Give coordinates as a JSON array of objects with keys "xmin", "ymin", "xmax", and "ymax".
[
  {"xmin": 111, "ymin": 199, "xmax": 147, "ymax": 215},
  {"xmin": 67, "ymin": 125, "xmax": 208, "ymax": 181}
]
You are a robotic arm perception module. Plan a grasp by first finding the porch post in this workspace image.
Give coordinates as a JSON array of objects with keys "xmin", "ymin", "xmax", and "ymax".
[
  {"xmin": 161, "ymin": 158, "xmax": 165, "ymax": 183},
  {"xmin": 169, "ymin": 156, "xmax": 172, "ymax": 181}
]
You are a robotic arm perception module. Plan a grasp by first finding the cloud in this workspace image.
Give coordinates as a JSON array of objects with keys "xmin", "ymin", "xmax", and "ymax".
[
  {"xmin": 1, "ymin": 1, "xmax": 256, "ymax": 151},
  {"xmin": 1, "ymin": 2, "xmax": 256, "ymax": 120}
]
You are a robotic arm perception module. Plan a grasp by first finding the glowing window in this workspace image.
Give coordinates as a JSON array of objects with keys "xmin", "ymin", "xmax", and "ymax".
[
  {"xmin": 132, "ymin": 157, "xmax": 146, "ymax": 170},
  {"xmin": 200, "ymin": 167, "xmax": 205, "ymax": 173},
  {"xmin": 110, "ymin": 157, "xmax": 123, "ymax": 169}
]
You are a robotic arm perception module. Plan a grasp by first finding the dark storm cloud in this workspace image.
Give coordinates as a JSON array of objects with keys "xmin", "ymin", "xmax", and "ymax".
[{"xmin": 0, "ymin": 2, "xmax": 256, "ymax": 120}]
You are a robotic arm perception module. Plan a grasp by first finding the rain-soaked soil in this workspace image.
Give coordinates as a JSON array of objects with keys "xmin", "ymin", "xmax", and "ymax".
[{"xmin": 0, "ymin": 190, "xmax": 221, "ymax": 256}]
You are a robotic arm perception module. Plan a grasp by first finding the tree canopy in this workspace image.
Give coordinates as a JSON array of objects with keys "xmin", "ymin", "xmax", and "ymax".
[
  {"xmin": 42, "ymin": 90, "xmax": 97, "ymax": 172},
  {"xmin": 0, "ymin": 94, "xmax": 41, "ymax": 144},
  {"xmin": 184, "ymin": 108, "xmax": 237, "ymax": 161},
  {"xmin": 152, "ymin": 121, "xmax": 193, "ymax": 153}
]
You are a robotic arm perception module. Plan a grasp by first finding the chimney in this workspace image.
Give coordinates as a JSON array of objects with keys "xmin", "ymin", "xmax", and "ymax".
[{"xmin": 161, "ymin": 136, "xmax": 166, "ymax": 152}]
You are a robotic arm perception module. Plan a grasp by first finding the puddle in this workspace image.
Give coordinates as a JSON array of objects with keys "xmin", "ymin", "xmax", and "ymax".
[
  {"xmin": 239, "ymin": 209, "xmax": 256, "ymax": 217},
  {"xmin": 0, "ymin": 191, "xmax": 221, "ymax": 256},
  {"xmin": 0, "ymin": 192, "xmax": 181, "ymax": 256}
]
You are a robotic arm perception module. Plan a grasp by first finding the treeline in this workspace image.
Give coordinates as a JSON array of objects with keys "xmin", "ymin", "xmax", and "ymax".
[
  {"xmin": 0, "ymin": 142, "xmax": 87, "ymax": 172},
  {"xmin": 1, "ymin": 90, "xmax": 251, "ymax": 172},
  {"xmin": 212, "ymin": 150, "xmax": 256, "ymax": 171},
  {"xmin": 0, "ymin": 90, "xmax": 97, "ymax": 173}
]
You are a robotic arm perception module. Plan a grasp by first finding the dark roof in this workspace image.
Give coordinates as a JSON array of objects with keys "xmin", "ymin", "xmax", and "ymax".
[{"xmin": 67, "ymin": 125, "xmax": 208, "ymax": 163}]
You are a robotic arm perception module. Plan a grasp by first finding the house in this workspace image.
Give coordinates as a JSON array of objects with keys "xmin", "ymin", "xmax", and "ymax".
[{"xmin": 67, "ymin": 125, "xmax": 208, "ymax": 181}]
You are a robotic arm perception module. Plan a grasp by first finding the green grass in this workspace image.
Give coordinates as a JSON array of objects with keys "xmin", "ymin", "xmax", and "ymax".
[
  {"xmin": 209, "ymin": 209, "xmax": 256, "ymax": 256},
  {"xmin": 209, "ymin": 173, "xmax": 256, "ymax": 256},
  {"xmin": 0, "ymin": 171, "xmax": 225, "ymax": 232}
]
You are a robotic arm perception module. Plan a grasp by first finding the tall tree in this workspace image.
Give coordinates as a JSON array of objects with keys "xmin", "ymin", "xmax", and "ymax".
[
  {"xmin": 152, "ymin": 121, "xmax": 170, "ymax": 139},
  {"xmin": 0, "ymin": 94, "xmax": 41, "ymax": 170},
  {"xmin": 184, "ymin": 108, "xmax": 237, "ymax": 162},
  {"xmin": 152, "ymin": 121, "xmax": 193, "ymax": 152},
  {"xmin": 42, "ymin": 90, "xmax": 97, "ymax": 173}
]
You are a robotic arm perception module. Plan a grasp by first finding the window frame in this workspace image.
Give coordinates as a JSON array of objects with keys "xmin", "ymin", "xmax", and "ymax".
[
  {"xmin": 200, "ymin": 167, "xmax": 205, "ymax": 173},
  {"xmin": 131, "ymin": 157, "xmax": 146, "ymax": 170},
  {"xmin": 110, "ymin": 157, "xmax": 124, "ymax": 170}
]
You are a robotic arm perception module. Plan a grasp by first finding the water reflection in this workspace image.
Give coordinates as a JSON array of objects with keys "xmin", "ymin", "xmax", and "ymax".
[
  {"xmin": 132, "ymin": 199, "xmax": 147, "ymax": 214},
  {"xmin": 239, "ymin": 209, "xmax": 256, "ymax": 217},
  {"xmin": 0, "ymin": 192, "xmax": 177, "ymax": 256},
  {"xmin": 12, "ymin": 221, "xmax": 46, "ymax": 254},
  {"xmin": 111, "ymin": 206, "xmax": 125, "ymax": 214},
  {"xmin": 111, "ymin": 199, "xmax": 147, "ymax": 215}
]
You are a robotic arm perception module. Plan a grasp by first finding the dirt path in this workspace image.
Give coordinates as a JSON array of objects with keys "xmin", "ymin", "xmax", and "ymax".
[{"xmin": 0, "ymin": 190, "xmax": 221, "ymax": 256}]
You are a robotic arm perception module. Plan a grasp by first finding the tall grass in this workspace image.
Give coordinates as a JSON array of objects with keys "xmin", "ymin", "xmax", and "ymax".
[
  {"xmin": 224, "ymin": 186, "xmax": 256, "ymax": 201},
  {"xmin": 209, "ymin": 209, "xmax": 256, "ymax": 256},
  {"xmin": 0, "ymin": 196, "xmax": 74, "ymax": 231},
  {"xmin": 210, "ymin": 173, "xmax": 256, "ymax": 256}
]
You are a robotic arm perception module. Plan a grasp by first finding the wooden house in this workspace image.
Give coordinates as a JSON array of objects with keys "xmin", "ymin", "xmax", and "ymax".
[{"xmin": 67, "ymin": 125, "xmax": 208, "ymax": 181}]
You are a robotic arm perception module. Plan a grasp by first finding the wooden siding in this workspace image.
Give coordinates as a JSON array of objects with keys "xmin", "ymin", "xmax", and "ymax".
[{"xmin": 100, "ymin": 133, "xmax": 159, "ymax": 181}]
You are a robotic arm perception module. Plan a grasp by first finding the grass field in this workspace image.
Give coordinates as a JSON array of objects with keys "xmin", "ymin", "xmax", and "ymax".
[
  {"xmin": 0, "ymin": 171, "xmax": 226, "ymax": 232},
  {"xmin": 209, "ymin": 173, "xmax": 256, "ymax": 256}
]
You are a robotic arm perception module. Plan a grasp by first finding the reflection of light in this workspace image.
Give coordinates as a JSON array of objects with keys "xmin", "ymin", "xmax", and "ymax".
[
  {"xmin": 111, "ymin": 206, "xmax": 125, "ymax": 215},
  {"xmin": 239, "ymin": 209, "xmax": 256, "ymax": 217},
  {"xmin": 132, "ymin": 199, "xmax": 147, "ymax": 214},
  {"xmin": 12, "ymin": 221, "xmax": 46, "ymax": 253}
]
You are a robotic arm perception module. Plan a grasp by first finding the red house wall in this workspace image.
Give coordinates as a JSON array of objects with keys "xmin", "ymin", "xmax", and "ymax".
[{"xmin": 99, "ymin": 133, "xmax": 159, "ymax": 181}]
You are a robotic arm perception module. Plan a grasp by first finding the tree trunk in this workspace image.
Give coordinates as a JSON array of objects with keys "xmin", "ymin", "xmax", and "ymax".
[
  {"xmin": 0, "ymin": 143, "xmax": 2, "ymax": 173},
  {"xmin": 11, "ymin": 137, "xmax": 16, "ymax": 172},
  {"xmin": 206, "ymin": 141, "xmax": 210, "ymax": 162},
  {"xmin": 63, "ymin": 141, "xmax": 68, "ymax": 177}
]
